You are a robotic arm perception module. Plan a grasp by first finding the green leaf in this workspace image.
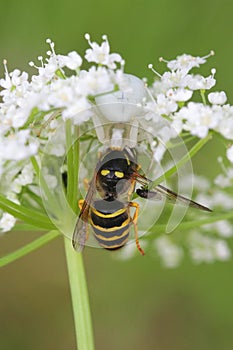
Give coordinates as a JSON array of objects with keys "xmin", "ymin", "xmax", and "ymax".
[
  {"xmin": 12, "ymin": 223, "xmax": 46, "ymax": 231},
  {"xmin": 0, "ymin": 230, "xmax": 60, "ymax": 267},
  {"xmin": 0, "ymin": 195, "xmax": 55, "ymax": 230}
]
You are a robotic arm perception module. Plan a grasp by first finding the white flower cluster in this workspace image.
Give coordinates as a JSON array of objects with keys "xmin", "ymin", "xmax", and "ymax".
[
  {"xmin": 0, "ymin": 35, "xmax": 232, "ymax": 267},
  {"xmin": 0, "ymin": 35, "xmax": 127, "ymax": 159},
  {"xmin": 146, "ymin": 52, "xmax": 233, "ymax": 161},
  {"xmin": 0, "ymin": 34, "xmax": 128, "ymax": 232},
  {"xmin": 0, "ymin": 162, "xmax": 34, "ymax": 232}
]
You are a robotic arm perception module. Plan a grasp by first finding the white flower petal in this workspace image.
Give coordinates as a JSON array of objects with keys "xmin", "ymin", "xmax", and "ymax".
[
  {"xmin": 208, "ymin": 91, "xmax": 227, "ymax": 105},
  {"xmin": 226, "ymin": 145, "xmax": 233, "ymax": 163}
]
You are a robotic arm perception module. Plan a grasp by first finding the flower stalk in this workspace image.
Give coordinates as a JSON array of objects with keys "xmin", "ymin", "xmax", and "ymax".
[
  {"xmin": 64, "ymin": 238, "xmax": 95, "ymax": 350},
  {"xmin": 149, "ymin": 132, "xmax": 212, "ymax": 188},
  {"xmin": 64, "ymin": 120, "xmax": 95, "ymax": 350}
]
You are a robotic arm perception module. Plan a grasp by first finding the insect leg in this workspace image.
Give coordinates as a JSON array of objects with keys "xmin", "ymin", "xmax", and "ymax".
[
  {"xmin": 129, "ymin": 202, "xmax": 145, "ymax": 256},
  {"xmin": 78, "ymin": 199, "xmax": 85, "ymax": 211},
  {"xmin": 136, "ymin": 187, "xmax": 162, "ymax": 200},
  {"xmin": 74, "ymin": 199, "xmax": 89, "ymax": 250}
]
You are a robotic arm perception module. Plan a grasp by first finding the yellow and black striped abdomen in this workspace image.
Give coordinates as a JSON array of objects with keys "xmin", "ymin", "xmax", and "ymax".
[{"xmin": 90, "ymin": 199, "xmax": 130, "ymax": 250}]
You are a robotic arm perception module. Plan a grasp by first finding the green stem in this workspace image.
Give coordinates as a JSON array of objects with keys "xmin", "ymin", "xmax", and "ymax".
[
  {"xmin": 65, "ymin": 121, "xmax": 79, "ymax": 212},
  {"xmin": 150, "ymin": 133, "xmax": 212, "ymax": 188},
  {"xmin": 64, "ymin": 121, "xmax": 94, "ymax": 350},
  {"xmin": 0, "ymin": 230, "xmax": 60, "ymax": 267},
  {"xmin": 145, "ymin": 211, "xmax": 233, "ymax": 239},
  {"xmin": 175, "ymin": 211, "xmax": 233, "ymax": 231},
  {"xmin": 64, "ymin": 238, "xmax": 95, "ymax": 350},
  {"xmin": 66, "ymin": 120, "xmax": 75, "ymax": 205},
  {"xmin": 200, "ymin": 89, "xmax": 207, "ymax": 105}
]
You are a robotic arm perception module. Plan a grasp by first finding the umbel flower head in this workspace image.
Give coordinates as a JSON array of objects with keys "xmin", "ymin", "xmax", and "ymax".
[{"xmin": 0, "ymin": 34, "xmax": 233, "ymax": 267}]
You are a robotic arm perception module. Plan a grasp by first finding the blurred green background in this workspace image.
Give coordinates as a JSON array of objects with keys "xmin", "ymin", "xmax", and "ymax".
[{"xmin": 1, "ymin": 0, "xmax": 233, "ymax": 349}]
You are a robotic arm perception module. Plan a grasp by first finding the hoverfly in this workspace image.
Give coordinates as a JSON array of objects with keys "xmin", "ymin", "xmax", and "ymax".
[{"xmin": 72, "ymin": 147, "xmax": 211, "ymax": 255}]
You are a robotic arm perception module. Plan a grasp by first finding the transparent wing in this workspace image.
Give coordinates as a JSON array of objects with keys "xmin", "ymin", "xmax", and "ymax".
[
  {"xmin": 134, "ymin": 172, "xmax": 212, "ymax": 212},
  {"xmin": 72, "ymin": 173, "xmax": 97, "ymax": 252}
]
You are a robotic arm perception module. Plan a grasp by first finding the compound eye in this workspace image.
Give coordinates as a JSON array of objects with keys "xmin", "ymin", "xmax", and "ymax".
[
  {"xmin": 114, "ymin": 171, "xmax": 124, "ymax": 178},
  {"xmin": 101, "ymin": 169, "xmax": 110, "ymax": 176}
]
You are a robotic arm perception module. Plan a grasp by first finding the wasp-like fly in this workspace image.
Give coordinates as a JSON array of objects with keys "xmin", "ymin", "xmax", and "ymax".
[{"xmin": 72, "ymin": 147, "xmax": 211, "ymax": 255}]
